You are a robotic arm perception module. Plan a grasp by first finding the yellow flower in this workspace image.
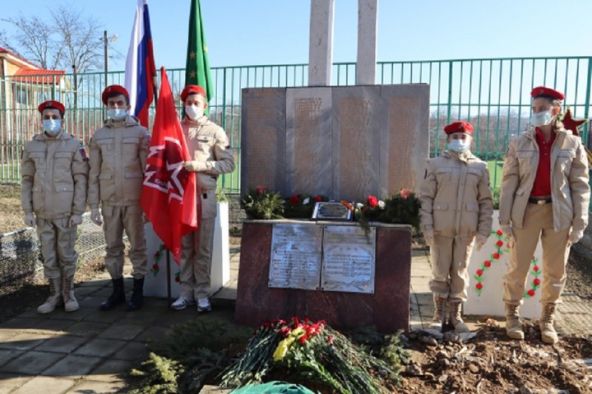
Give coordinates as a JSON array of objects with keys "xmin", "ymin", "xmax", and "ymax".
[{"xmin": 272, "ymin": 327, "xmax": 305, "ymax": 362}]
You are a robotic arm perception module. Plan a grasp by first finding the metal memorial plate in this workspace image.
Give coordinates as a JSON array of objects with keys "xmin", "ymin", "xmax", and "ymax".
[
  {"xmin": 321, "ymin": 225, "xmax": 376, "ymax": 294},
  {"xmin": 312, "ymin": 202, "xmax": 352, "ymax": 221},
  {"xmin": 269, "ymin": 224, "xmax": 323, "ymax": 290}
]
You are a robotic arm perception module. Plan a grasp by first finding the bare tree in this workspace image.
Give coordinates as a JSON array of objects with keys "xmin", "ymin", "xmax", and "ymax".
[
  {"xmin": 2, "ymin": 5, "xmax": 104, "ymax": 72},
  {"xmin": 51, "ymin": 5, "xmax": 102, "ymax": 73},
  {"xmin": 2, "ymin": 16, "xmax": 62, "ymax": 69}
]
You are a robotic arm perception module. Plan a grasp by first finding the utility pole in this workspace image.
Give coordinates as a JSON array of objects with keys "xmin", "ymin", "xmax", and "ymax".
[{"xmin": 103, "ymin": 30, "xmax": 108, "ymax": 87}]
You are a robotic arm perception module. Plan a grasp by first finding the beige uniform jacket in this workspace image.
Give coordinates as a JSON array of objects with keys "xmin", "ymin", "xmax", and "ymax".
[
  {"xmin": 182, "ymin": 118, "xmax": 235, "ymax": 218},
  {"xmin": 420, "ymin": 150, "xmax": 494, "ymax": 238},
  {"xmin": 87, "ymin": 116, "xmax": 150, "ymax": 209},
  {"xmin": 499, "ymin": 125, "xmax": 590, "ymax": 232},
  {"xmin": 21, "ymin": 131, "xmax": 88, "ymax": 219}
]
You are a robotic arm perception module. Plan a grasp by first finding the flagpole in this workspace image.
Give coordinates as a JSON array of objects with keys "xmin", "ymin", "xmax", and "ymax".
[{"xmin": 166, "ymin": 249, "xmax": 172, "ymax": 306}]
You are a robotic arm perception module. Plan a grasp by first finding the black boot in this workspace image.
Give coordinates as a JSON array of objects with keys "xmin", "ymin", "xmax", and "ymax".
[
  {"xmin": 100, "ymin": 278, "xmax": 125, "ymax": 311},
  {"xmin": 127, "ymin": 277, "xmax": 144, "ymax": 311}
]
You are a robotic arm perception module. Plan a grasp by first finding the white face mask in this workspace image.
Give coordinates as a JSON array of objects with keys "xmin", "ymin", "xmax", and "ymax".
[
  {"xmin": 43, "ymin": 119, "xmax": 62, "ymax": 136},
  {"xmin": 107, "ymin": 108, "xmax": 128, "ymax": 120},
  {"xmin": 531, "ymin": 110, "xmax": 552, "ymax": 127},
  {"xmin": 447, "ymin": 139, "xmax": 470, "ymax": 153},
  {"xmin": 185, "ymin": 105, "xmax": 204, "ymax": 120}
]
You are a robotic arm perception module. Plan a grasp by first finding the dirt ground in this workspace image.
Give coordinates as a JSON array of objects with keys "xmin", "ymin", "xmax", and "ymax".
[
  {"xmin": 0, "ymin": 257, "xmax": 105, "ymax": 324},
  {"xmin": 0, "ymin": 184, "xmax": 23, "ymax": 233},
  {"xmin": 399, "ymin": 320, "xmax": 592, "ymax": 393}
]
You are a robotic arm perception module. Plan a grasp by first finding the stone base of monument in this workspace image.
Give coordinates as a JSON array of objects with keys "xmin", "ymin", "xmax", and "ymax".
[
  {"xmin": 235, "ymin": 220, "xmax": 411, "ymax": 332},
  {"xmin": 143, "ymin": 202, "xmax": 231, "ymax": 299},
  {"xmin": 464, "ymin": 210, "xmax": 543, "ymax": 319}
]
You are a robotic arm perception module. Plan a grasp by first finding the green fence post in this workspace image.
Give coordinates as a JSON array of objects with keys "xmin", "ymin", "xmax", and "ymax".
[{"xmin": 446, "ymin": 61, "xmax": 453, "ymax": 123}]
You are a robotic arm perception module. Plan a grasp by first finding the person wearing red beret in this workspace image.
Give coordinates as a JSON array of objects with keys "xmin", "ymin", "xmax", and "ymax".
[
  {"xmin": 87, "ymin": 85, "xmax": 151, "ymax": 311},
  {"xmin": 21, "ymin": 100, "xmax": 89, "ymax": 314},
  {"xmin": 499, "ymin": 86, "xmax": 590, "ymax": 344},
  {"xmin": 170, "ymin": 85, "xmax": 235, "ymax": 313},
  {"xmin": 419, "ymin": 121, "xmax": 493, "ymax": 332}
]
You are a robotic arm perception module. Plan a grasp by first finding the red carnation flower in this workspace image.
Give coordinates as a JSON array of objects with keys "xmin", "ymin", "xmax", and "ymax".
[
  {"xmin": 533, "ymin": 278, "xmax": 541, "ymax": 286},
  {"xmin": 476, "ymin": 269, "xmax": 484, "ymax": 276},
  {"xmin": 496, "ymin": 229, "xmax": 504, "ymax": 236},
  {"xmin": 313, "ymin": 195, "xmax": 323, "ymax": 203},
  {"xmin": 289, "ymin": 194, "xmax": 301, "ymax": 206},
  {"xmin": 327, "ymin": 335, "xmax": 335, "ymax": 345},
  {"xmin": 152, "ymin": 263, "xmax": 159, "ymax": 270},
  {"xmin": 476, "ymin": 283, "xmax": 483, "ymax": 290},
  {"xmin": 496, "ymin": 240, "xmax": 504, "ymax": 247},
  {"xmin": 367, "ymin": 195, "xmax": 379, "ymax": 208},
  {"xmin": 255, "ymin": 185, "xmax": 266, "ymax": 195},
  {"xmin": 493, "ymin": 252, "xmax": 500, "ymax": 260},
  {"xmin": 484, "ymin": 260, "xmax": 492, "ymax": 268},
  {"xmin": 533, "ymin": 265, "xmax": 540, "ymax": 272},
  {"xmin": 527, "ymin": 289, "xmax": 536, "ymax": 297}
]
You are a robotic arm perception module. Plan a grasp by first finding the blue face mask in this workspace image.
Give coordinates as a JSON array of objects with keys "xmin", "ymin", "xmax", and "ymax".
[
  {"xmin": 531, "ymin": 110, "xmax": 552, "ymax": 127},
  {"xmin": 447, "ymin": 139, "xmax": 470, "ymax": 153},
  {"xmin": 43, "ymin": 119, "xmax": 62, "ymax": 136},
  {"xmin": 107, "ymin": 108, "xmax": 128, "ymax": 120}
]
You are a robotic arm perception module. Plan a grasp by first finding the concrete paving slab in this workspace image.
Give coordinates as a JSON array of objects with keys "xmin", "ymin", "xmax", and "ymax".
[
  {"xmin": 1, "ymin": 350, "xmax": 65, "ymax": 374},
  {"xmin": 98, "ymin": 323, "xmax": 144, "ymax": 341},
  {"xmin": 112, "ymin": 341, "xmax": 149, "ymax": 361},
  {"xmin": 66, "ymin": 378, "xmax": 125, "ymax": 394},
  {"xmin": 36, "ymin": 335, "xmax": 89, "ymax": 354},
  {"xmin": 88, "ymin": 359, "xmax": 134, "ymax": 382},
  {"xmin": 42, "ymin": 354, "xmax": 103, "ymax": 378},
  {"xmin": 73, "ymin": 338, "xmax": 127, "ymax": 358},
  {"xmin": 0, "ymin": 350, "xmax": 24, "ymax": 368},
  {"xmin": 0, "ymin": 373, "xmax": 32, "ymax": 394},
  {"xmin": 0, "ymin": 332, "xmax": 57, "ymax": 351},
  {"xmin": 67, "ymin": 322, "xmax": 111, "ymax": 337},
  {"xmin": 11, "ymin": 376, "xmax": 75, "ymax": 394}
]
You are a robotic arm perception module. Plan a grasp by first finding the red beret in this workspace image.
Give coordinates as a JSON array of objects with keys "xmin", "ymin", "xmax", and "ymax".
[
  {"xmin": 38, "ymin": 100, "xmax": 65, "ymax": 116},
  {"xmin": 444, "ymin": 121, "xmax": 474, "ymax": 135},
  {"xmin": 530, "ymin": 86, "xmax": 564, "ymax": 101},
  {"xmin": 102, "ymin": 84, "xmax": 129, "ymax": 105},
  {"xmin": 180, "ymin": 84, "xmax": 207, "ymax": 101}
]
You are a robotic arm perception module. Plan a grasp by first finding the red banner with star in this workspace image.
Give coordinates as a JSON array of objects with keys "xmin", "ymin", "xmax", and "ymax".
[{"xmin": 141, "ymin": 67, "xmax": 200, "ymax": 262}]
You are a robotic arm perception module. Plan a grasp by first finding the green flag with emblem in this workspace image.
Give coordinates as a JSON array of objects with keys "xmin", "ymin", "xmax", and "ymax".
[{"xmin": 185, "ymin": 0, "xmax": 214, "ymax": 102}]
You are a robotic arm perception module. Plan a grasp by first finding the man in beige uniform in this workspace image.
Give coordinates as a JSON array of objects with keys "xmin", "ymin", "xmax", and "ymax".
[
  {"xmin": 21, "ymin": 100, "xmax": 88, "ymax": 314},
  {"xmin": 88, "ymin": 85, "xmax": 150, "ymax": 311},
  {"xmin": 420, "ymin": 121, "xmax": 493, "ymax": 332},
  {"xmin": 500, "ymin": 86, "xmax": 590, "ymax": 344},
  {"xmin": 170, "ymin": 84, "xmax": 235, "ymax": 312}
]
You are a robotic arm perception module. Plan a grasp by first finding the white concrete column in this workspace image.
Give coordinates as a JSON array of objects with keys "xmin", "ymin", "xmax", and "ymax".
[
  {"xmin": 356, "ymin": 0, "xmax": 378, "ymax": 85},
  {"xmin": 308, "ymin": 0, "xmax": 335, "ymax": 86}
]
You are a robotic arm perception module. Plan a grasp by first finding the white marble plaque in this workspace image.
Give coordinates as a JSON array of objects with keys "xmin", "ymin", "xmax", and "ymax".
[
  {"xmin": 269, "ymin": 223, "xmax": 323, "ymax": 290},
  {"xmin": 321, "ymin": 225, "xmax": 376, "ymax": 293}
]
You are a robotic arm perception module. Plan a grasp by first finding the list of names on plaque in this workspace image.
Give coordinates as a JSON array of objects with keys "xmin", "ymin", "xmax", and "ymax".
[
  {"xmin": 268, "ymin": 224, "xmax": 323, "ymax": 290},
  {"xmin": 321, "ymin": 226, "xmax": 376, "ymax": 294}
]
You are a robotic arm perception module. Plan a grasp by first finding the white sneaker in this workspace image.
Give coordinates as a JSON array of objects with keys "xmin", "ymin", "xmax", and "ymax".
[
  {"xmin": 197, "ymin": 298, "xmax": 211, "ymax": 313},
  {"xmin": 170, "ymin": 296, "xmax": 195, "ymax": 311}
]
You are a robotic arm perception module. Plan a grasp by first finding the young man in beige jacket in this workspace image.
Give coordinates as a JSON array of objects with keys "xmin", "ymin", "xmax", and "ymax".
[
  {"xmin": 88, "ymin": 85, "xmax": 150, "ymax": 311},
  {"xmin": 500, "ymin": 86, "xmax": 590, "ymax": 344},
  {"xmin": 21, "ymin": 100, "xmax": 88, "ymax": 314},
  {"xmin": 170, "ymin": 84, "xmax": 235, "ymax": 313},
  {"xmin": 420, "ymin": 121, "xmax": 494, "ymax": 332}
]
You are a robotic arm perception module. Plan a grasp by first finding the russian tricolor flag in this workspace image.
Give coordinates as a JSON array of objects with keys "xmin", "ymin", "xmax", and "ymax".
[{"xmin": 124, "ymin": 0, "xmax": 156, "ymax": 128}]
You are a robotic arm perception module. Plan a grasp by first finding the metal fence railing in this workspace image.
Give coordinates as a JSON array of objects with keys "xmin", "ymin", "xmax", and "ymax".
[
  {"xmin": 1, "ymin": 57, "xmax": 591, "ymax": 193},
  {"xmin": 0, "ymin": 213, "xmax": 107, "ymax": 293}
]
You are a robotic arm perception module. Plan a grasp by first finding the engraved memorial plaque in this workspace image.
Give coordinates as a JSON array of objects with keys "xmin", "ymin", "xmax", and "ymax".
[
  {"xmin": 269, "ymin": 224, "xmax": 323, "ymax": 290},
  {"xmin": 312, "ymin": 202, "xmax": 352, "ymax": 221},
  {"xmin": 321, "ymin": 225, "xmax": 376, "ymax": 293}
]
